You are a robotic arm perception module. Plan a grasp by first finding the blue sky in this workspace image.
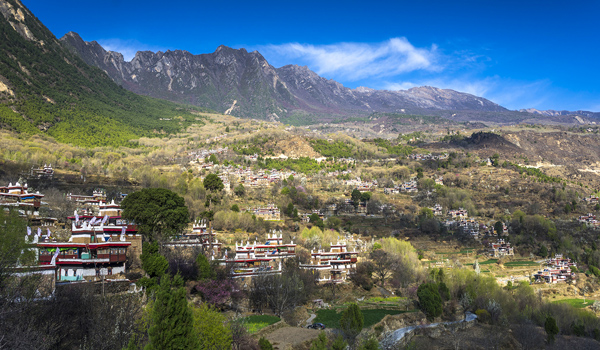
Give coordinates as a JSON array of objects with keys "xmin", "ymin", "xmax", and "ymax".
[{"xmin": 22, "ymin": 0, "xmax": 600, "ymax": 111}]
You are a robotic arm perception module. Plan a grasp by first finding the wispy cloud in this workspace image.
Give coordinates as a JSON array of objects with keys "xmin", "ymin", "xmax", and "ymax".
[
  {"xmin": 260, "ymin": 37, "xmax": 440, "ymax": 81},
  {"xmin": 97, "ymin": 38, "xmax": 170, "ymax": 61}
]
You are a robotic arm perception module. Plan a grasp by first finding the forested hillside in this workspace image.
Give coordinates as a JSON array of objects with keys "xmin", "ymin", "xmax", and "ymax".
[{"xmin": 0, "ymin": 0, "xmax": 212, "ymax": 147}]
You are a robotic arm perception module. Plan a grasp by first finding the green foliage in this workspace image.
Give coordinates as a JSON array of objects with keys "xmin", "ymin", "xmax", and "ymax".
[
  {"xmin": 339, "ymin": 303, "xmax": 364, "ymax": 342},
  {"xmin": 310, "ymin": 139, "xmax": 355, "ymax": 158},
  {"xmin": 361, "ymin": 192, "xmax": 372, "ymax": 201},
  {"xmin": 193, "ymin": 303, "xmax": 232, "ymax": 350},
  {"xmin": 258, "ymin": 337, "xmax": 273, "ymax": 350},
  {"xmin": 417, "ymin": 282, "xmax": 443, "ymax": 320},
  {"xmin": 372, "ymin": 138, "xmax": 414, "ymax": 156},
  {"xmin": 234, "ymin": 183, "xmax": 246, "ymax": 197},
  {"xmin": 309, "ymin": 213, "xmax": 324, "ymax": 230},
  {"xmin": 122, "ymin": 188, "xmax": 189, "ymax": 240},
  {"xmin": 203, "ymin": 173, "xmax": 224, "ymax": 192},
  {"xmin": 358, "ymin": 336, "xmax": 380, "ymax": 350},
  {"xmin": 140, "ymin": 242, "xmax": 168, "ymax": 279},
  {"xmin": 438, "ymin": 282, "xmax": 450, "ymax": 301},
  {"xmin": 231, "ymin": 204, "xmax": 240, "ymax": 212},
  {"xmin": 545, "ymin": 316, "xmax": 559, "ymax": 344},
  {"xmin": 0, "ymin": 209, "xmax": 34, "ymax": 286},
  {"xmin": 146, "ymin": 275, "xmax": 198, "ymax": 350},
  {"xmin": 331, "ymin": 335, "xmax": 348, "ymax": 350},
  {"xmin": 196, "ymin": 253, "xmax": 216, "ymax": 280},
  {"xmin": 208, "ymin": 154, "xmax": 219, "ymax": 164},
  {"xmin": 309, "ymin": 332, "xmax": 328, "ymax": 350},
  {"xmin": 242, "ymin": 315, "xmax": 280, "ymax": 334},
  {"xmin": 539, "ymin": 245, "xmax": 549, "ymax": 258},
  {"xmin": 351, "ymin": 189, "xmax": 362, "ymax": 207}
]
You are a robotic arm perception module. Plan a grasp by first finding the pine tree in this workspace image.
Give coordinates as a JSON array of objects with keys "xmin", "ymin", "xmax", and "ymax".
[
  {"xmin": 340, "ymin": 303, "xmax": 364, "ymax": 343},
  {"xmin": 146, "ymin": 275, "xmax": 198, "ymax": 350},
  {"xmin": 309, "ymin": 332, "xmax": 328, "ymax": 350}
]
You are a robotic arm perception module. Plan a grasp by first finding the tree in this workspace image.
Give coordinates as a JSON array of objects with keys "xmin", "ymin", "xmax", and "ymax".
[
  {"xmin": 310, "ymin": 332, "xmax": 328, "ymax": 350},
  {"xmin": 231, "ymin": 204, "xmax": 240, "ymax": 212},
  {"xmin": 140, "ymin": 242, "xmax": 169, "ymax": 278},
  {"xmin": 146, "ymin": 275, "xmax": 198, "ymax": 350},
  {"xmin": 208, "ymin": 154, "xmax": 219, "ymax": 164},
  {"xmin": 234, "ymin": 183, "xmax": 245, "ymax": 197},
  {"xmin": 545, "ymin": 316, "xmax": 559, "ymax": 344},
  {"xmin": 360, "ymin": 192, "xmax": 372, "ymax": 202},
  {"xmin": 351, "ymin": 189, "xmax": 362, "ymax": 208},
  {"xmin": 339, "ymin": 303, "xmax": 364, "ymax": 343},
  {"xmin": 258, "ymin": 337, "xmax": 273, "ymax": 350},
  {"xmin": 494, "ymin": 221, "xmax": 504, "ymax": 235},
  {"xmin": 358, "ymin": 336, "xmax": 380, "ymax": 350},
  {"xmin": 331, "ymin": 335, "xmax": 348, "ymax": 350},
  {"xmin": 193, "ymin": 303, "xmax": 232, "ymax": 350},
  {"xmin": 121, "ymin": 188, "xmax": 189, "ymax": 240},
  {"xmin": 204, "ymin": 173, "xmax": 225, "ymax": 192},
  {"xmin": 309, "ymin": 213, "xmax": 324, "ymax": 230},
  {"xmin": 196, "ymin": 253, "xmax": 216, "ymax": 280},
  {"xmin": 370, "ymin": 249, "xmax": 395, "ymax": 287},
  {"xmin": 0, "ymin": 209, "xmax": 34, "ymax": 288},
  {"xmin": 417, "ymin": 282, "xmax": 443, "ymax": 320},
  {"xmin": 225, "ymin": 126, "xmax": 230, "ymax": 132}
]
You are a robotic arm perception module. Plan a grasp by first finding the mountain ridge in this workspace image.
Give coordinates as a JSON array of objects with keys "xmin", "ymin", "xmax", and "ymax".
[{"xmin": 60, "ymin": 31, "xmax": 509, "ymax": 122}]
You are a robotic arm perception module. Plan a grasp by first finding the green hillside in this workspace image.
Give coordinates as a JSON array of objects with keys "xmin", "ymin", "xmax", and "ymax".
[{"xmin": 0, "ymin": 0, "xmax": 212, "ymax": 147}]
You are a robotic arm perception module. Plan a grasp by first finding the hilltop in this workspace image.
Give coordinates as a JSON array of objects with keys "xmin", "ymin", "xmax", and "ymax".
[{"xmin": 0, "ymin": 0, "xmax": 215, "ymax": 147}]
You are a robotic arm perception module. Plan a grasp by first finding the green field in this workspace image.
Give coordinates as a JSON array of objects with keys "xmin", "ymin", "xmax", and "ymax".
[
  {"xmin": 504, "ymin": 261, "xmax": 540, "ymax": 267},
  {"xmin": 479, "ymin": 259, "xmax": 499, "ymax": 265},
  {"xmin": 242, "ymin": 315, "xmax": 280, "ymax": 333},
  {"xmin": 436, "ymin": 249, "xmax": 475, "ymax": 255},
  {"xmin": 552, "ymin": 299, "xmax": 596, "ymax": 309},
  {"xmin": 314, "ymin": 309, "xmax": 404, "ymax": 329}
]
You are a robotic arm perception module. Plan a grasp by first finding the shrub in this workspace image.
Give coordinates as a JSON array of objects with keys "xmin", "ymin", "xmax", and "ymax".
[
  {"xmin": 417, "ymin": 282, "xmax": 442, "ymax": 320},
  {"xmin": 475, "ymin": 309, "xmax": 491, "ymax": 324},
  {"xmin": 545, "ymin": 316, "xmax": 559, "ymax": 344}
]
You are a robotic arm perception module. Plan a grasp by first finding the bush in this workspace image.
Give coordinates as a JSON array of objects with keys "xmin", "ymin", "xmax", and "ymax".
[
  {"xmin": 475, "ymin": 309, "xmax": 491, "ymax": 324},
  {"xmin": 258, "ymin": 337, "xmax": 273, "ymax": 350},
  {"xmin": 339, "ymin": 303, "xmax": 364, "ymax": 342},
  {"xmin": 545, "ymin": 316, "xmax": 559, "ymax": 344},
  {"xmin": 417, "ymin": 282, "xmax": 442, "ymax": 320}
]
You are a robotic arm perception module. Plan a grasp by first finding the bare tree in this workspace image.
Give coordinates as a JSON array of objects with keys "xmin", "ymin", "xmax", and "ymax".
[{"xmin": 370, "ymin": 249, "xmax": 396, "ymax": 287}]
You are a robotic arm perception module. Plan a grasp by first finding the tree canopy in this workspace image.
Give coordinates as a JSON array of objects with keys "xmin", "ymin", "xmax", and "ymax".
[
  {"xmin": 204, "ymin": 173, "xmax": 225, "ymax": 192},
  {"xmin": 121, "ymin": 188, "xmax": 189, "ymax": 240}
]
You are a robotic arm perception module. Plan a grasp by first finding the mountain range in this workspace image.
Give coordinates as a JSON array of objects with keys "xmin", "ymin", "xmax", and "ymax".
[{"xmin": 60, "ymin": 32, "xmax": 513, "ymax": 123}]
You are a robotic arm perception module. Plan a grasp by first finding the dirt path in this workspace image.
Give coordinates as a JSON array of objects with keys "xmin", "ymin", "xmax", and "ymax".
[
  {"xmin": 305, "ymin": 313, "xmax": 317, "ymax": 327},
  {"xmin": 265, "ymin": 326, "xmax": 321, "ymax": 350}
]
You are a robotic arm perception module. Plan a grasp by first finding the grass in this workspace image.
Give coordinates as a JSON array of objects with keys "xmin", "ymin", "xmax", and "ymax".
[
  {"xmin": 552, "ymin": 299, "xmax": 596, "ymax": 309},
  {"xmin": 479, "ymin": 259, "xmax": 499, "ymax": 265},
  {"xmin": 435, "ymin": 249, "xmax": 475, "ymax": 255},
  {"xmin": 243, "ymin": 315, "xmax": 280, "ymax": 333},
  {"xmin": 365, "ymin": 296, "xmax": 406, "ymax": 303},
  {"xmin": 314, "ymin": 309, "xmax": 404, "ymax": 329},
  {"xmin": 504, "ymin": 261, "xmax": 540, "ymax": 267}
]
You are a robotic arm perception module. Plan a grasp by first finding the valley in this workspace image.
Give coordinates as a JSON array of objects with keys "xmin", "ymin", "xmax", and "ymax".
[{"xmin": 1, "ymin": 0, "xmax": 600, "ymax": 349}]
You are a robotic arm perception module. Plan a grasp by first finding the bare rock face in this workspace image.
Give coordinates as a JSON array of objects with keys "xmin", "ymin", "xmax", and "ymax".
[{"xmin": 61, "ymin": 32, "xmax": 508, "ymax": 122}]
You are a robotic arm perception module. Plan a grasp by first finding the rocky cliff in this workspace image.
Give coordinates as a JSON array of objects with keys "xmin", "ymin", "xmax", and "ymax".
[{"xmin": 61, "ymin": 32, "xmax": 509, "ymax": 122}]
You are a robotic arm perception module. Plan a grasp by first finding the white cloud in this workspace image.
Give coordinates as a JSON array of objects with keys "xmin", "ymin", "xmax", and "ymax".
[
  {"xmin": 97, "ymin": 38, "xmax": 169, "ymax": 61},
  {"xmin": 261, "ymin": 37, "xmax": 440, "ymax": 81}
]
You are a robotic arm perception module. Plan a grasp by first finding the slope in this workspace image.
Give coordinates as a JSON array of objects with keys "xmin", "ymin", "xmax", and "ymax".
[{"xmin": 0, "ymin": 0, "xmax": 211, "ymax": 147}]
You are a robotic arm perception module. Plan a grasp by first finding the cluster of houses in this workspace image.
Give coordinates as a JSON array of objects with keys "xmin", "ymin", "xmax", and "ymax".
[
  {"xmin": 0, "ymin": 181, "xmax": 56, "ymax": 227},
  {"xmin": 29, "ymin": 164, "xmax": 54, "ymax": 179},
  {"xmin": 583, "ymin": 195, "xmax": 599, "ymax": 205},
  {"xmin": 408, "ymin": 153, "xmax": 448, "ymax": 161},
  {"xmin": 242, "ymin": 204, "xmax": 281, "ymax": 221},
  {"xmin": 344, "ymin": 177, "xmax": 377, "ymax": 191},
  {"xmin": 578, "ymin": 213, "xmax": 600, "ymax": 228},
  {"xmin": 224, "ymin": 232, "xmax": 295, "ymax": 279},
  {"xmin": 488, "ymin": 239, "xmax": 515, "ymax": 258},
  {"xmin": 384, "ymin": 180, "xmax": 418, "ymax": 194},
  {"xmin": 534, "ymin": 254, "xmax": 577, "ymax": 284},
  {"xmin": 300, "ymin": 243, "xmax": 359, "ymax": 284},
  {"xmin": 189, "ymin": 147, "xmax": 229, "ymax": 162},
  {"xmin": 199, "ymin": 164, "xmax": 297, "ymax": 189}
]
